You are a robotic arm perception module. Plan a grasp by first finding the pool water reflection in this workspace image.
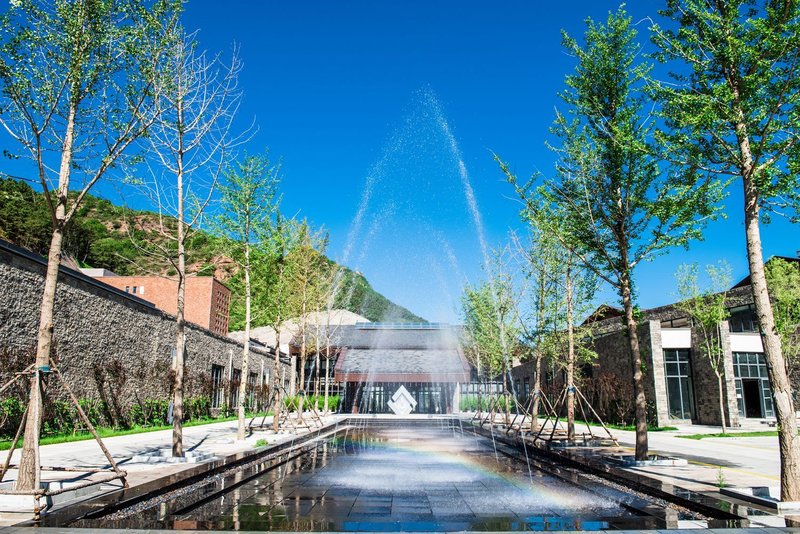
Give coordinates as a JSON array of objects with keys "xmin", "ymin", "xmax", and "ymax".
[{"xmin": 160, "ymin": 425, "xmax": 649, "ymax": 531}]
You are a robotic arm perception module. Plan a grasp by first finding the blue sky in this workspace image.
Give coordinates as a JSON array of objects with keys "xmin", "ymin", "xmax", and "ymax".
[{"xmin": 4, "ymin": 1, "xmax": 798, "ymax": 322}]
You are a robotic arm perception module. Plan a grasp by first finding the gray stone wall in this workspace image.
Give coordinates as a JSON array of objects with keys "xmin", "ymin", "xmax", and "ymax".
[
  {"xmin": 686, "ymin": 320, "xmax": 741, "ymax": 427},
  {"xmin": 0, "ymin": 241, "xmax": 288, "ymax": 418}
]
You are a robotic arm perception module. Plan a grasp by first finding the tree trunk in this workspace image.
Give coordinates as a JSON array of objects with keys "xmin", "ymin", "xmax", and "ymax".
[
  {"xmin": 172, "ymin": 110, "xmax": 186, "ymax": 458},
  {"xmin": 324, "ymin": 347, "xmax": 331, "ymax": 414},
  {"xmin": 501, "ymin": 367, "xmax": 509, "ymax": 425},
  {"xmin": 530, "ymin": 265, "xmax": 547, "ymax": 433},
  {"xmin": 314, "ymin": 349, "xmax": 321, "ymax": 411},
  {"xmin": 621, "ymin": 273, "xmax": 648, "ymax": 461},
  {"xmin": 716, "ymin": 372, "xmax": 727, "ymax": 435},
  {"xmin": 742, "ymin": 172, "xmax": 800, "ymax": 501},
  {"xmin": 732, "ymin": 90, "xmax": 800, "ymax": 499},
  {"xmin": 236, "ymin": 243, "xmax": 251, "ymax": 441},
  {"xmin": 16, "ymin": 227, "xmax": 66, "ymax": 490},
  {"xmin": 17, "ymin": 103, "xmax": 77, "ymax": 491},
  {"xmin": 566, "ymin": 261, "xmax": 575, "ymax": 442},
  {"xmin": 531, "ymin": 352, "xmax": 542, "ymax": 433},
  {"xmin": 272, "ymin": 323, "xmax": 282, "ymax": 432}
]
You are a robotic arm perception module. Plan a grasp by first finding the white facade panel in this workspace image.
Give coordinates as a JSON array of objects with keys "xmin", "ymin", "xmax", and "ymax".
[
  {"xmin": 661, "ymin": 327, "xmax": 691, "ymax": 349},
  {"xmin": 730, "ymin": 333, "xmax": 764, "ymax": 353}
]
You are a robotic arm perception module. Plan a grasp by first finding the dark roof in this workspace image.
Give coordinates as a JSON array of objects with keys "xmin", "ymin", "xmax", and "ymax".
[
  {"xmin": 313, "ymin": 323, "xmax": 463, "ymax": 350},
  {"xmin": 581, "ymin": 304, "xmax": 624, "ymax": 326},
  {"xmin": 732, "ymin": 256, "xmax": 800, "ymax": 289},
  {"xmin": 334, "ymin": 348, "xmax": 470, "ymax": 383},
  {"xmin": 331, "ymin": 324, "xmax": 470, "ymax": 383}
]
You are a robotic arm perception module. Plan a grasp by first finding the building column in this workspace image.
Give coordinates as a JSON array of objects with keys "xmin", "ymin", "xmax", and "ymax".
[
  {"xmin": 289, "ymin": 355, "xmax": 297, "ymax": 396},
  {"xmin": 647, "ymin": 320, "xmax": 671, "ymax": 428},
  {"xmin": 719, "ymin": 320, "xmax": 741, "ymax": 428}
]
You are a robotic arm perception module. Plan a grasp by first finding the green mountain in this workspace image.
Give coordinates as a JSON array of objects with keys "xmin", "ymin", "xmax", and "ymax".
[{"xmin": 0, "ymin": 177, "xmax": 424, "ymax": 325}]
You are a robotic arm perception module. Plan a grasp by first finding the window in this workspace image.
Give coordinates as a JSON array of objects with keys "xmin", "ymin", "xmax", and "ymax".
[
  {"xmin": 732, "ymin": 352, "xmax": 773, "ymax": 418},
  {"xmin": 139, "ymin": 286, "xmax": 144, "ymax": 295},
  {"xmin": 229, "ymin": 369, "xmax": 241, "ymax": 408},
  {"xmin": 729, "ymin": 304, "xmax": 759, "ymax": 333},
  {"xmin": 132, "ymin": 286, "xmax": 138, "ymax": 294},
  {"xmin": 523, "ymin": 378, "xmax": 530, "ymax": 399},
  {"xmin": 211, "ymin": 365, "xmax": 224, "ymax": 409},
  {"xmin": 248, "ymin": 372, "xmax": 258, "ymax": 408},
  {"xmin": 125, "ymin": 286, "xmax": 130, "ymax": 293},
  {"xmin": 663, "ymin": 349, "xmax": 695, "ymax": 420}
]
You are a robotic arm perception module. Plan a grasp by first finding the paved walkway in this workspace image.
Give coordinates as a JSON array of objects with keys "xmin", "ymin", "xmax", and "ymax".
[{"xmin": 611, "ymin": 422, "xmax": 781, "ymax": 491}]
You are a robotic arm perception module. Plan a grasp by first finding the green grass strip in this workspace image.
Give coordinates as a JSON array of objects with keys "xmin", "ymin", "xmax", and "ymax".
[
  {"xmin": 571, "ymin": 419, "xmax": 677, "ymax": 432},
  {"xmin": 678, "ymin": 430, "xmax": 782, "ymax": 440},
  {"xmin": 0, "ymin": 412, "xmax": 272, "ymax": 451}
]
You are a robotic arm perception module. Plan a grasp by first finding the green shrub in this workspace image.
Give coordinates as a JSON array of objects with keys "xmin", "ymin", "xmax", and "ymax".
[
  {"xmin": 459, "ymin": 395, "xmax": 491, "ymax": 412},
  {"xmin": 77, "ymin": 398, "xmax": 104, "ymax": 427},
  {"xmin": 185, "ymin": 396, "xmax": 211, "ymax": 420},
  {"xmin": 130, "ymin": 398, "xmax": 170, "ymax": 427},
  {"xmin": 0, "ymin": 397, "xmax": 25, "ymax": 438},
  {"xmin": 43, "ymin": 400, "xmax": 74, "ymax": 435},
  {"xmin": 282, "ymin": 394, "xmax": 339, "ymax": 412}
]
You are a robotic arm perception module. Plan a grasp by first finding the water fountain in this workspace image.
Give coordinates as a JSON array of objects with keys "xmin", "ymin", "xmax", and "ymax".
[{"xmin": 21, "ymin": 91, "xmax": 754, "ymax": 532}]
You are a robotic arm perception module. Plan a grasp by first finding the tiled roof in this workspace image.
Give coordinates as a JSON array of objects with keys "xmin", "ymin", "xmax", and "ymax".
[{"xmin": 332, "ymin": 325, "xmax": 470, "ymax": 383}]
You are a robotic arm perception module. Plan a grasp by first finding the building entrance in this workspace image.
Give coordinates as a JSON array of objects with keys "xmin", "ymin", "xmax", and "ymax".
[{"xmin": 741, "ymin": 379, "xmax": 763, "ymax": 418}]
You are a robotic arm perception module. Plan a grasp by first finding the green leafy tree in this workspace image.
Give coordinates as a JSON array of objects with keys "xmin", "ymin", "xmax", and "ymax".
[
  {"xmin": 766, "ymin": 259, "xmax": 800, "ymax": 389},
  {"xmin": 503, "ymin": 8, "xmax": 723, "ymax": 460},
  {"xmin": 675, "ymin": 262, "xmax": 733, "ymax": 433},
  {"xmin": 510, "ymin": 228, "xmax": 562, "ymax": 431},
  {"xmin": 260, "ymin": 216, "xmax": 300, "ymax": 431},
  {"xmin": 652, "ymin": 0, "xmax": 800, "ymax": 499},
  {"xmin": 286, "ymin": 221, "xmax": 329, "ymax": 398},
  {"xmin": 461, "ymin": 254, "xmax": 521, "ymax": 423},
  {"xmin": 513, "ymin": 226, "xmax": 597, "ymax": 438},
  {"xmin": 0, "ymin": 0, "xmax": 179, "ymax": 490},
  {"xmin": 216, "ymin": 153, "xmax": 281, "ymax": 440}
]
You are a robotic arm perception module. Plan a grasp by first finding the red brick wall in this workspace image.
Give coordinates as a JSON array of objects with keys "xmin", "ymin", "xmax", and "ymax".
[{"xmin": 95, "ymin": 276, "xmax": 230, "ymax": 335}]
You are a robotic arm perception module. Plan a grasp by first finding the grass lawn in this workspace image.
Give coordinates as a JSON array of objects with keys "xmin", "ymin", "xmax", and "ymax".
[
  {"xmin": 678, "ymin": 430, "xmax": 782, "ymax": 440},
  {"xmin": 0, "ymin": 412, "xmax": 271, "ymax": 451},
  {"xmin": 571, "ymin": 419, "xmax": 678, "ymax": 432}
]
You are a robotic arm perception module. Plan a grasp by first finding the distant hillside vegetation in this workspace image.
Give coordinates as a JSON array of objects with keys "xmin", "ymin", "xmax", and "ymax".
[{"xmin": 0, "ymin": 177, "xmax": 424, "ymax": 325}]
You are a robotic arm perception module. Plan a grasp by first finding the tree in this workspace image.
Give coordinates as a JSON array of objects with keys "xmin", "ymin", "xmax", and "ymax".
[
  {"xmin": 0, "ymin": 0, "xmax": 179, "ymax": 490},
  {"xmin": 135, "ymin": 29, "xmax": 245, "ymax": 456},
  {"xmin": 513, "ymin": 227, "xmax": 597, "ymax": 439},
  {"xmin": 285, "ymin": 221, "xmax": 329, "ymax": 397},
  {"xmin": 675, "ymin": 262, "xmax": 733, "ymax": 433},
  {"xmin": 461, "ymin": 256, "xmax": 521, "ymax": 423},
  {"xmin": 765, "ymin": 259, "xmax": 800, "ymax": 388},
  {"xmin": 652, "ymin": 0, "xmax": 800, "ymax": 499},
  {"xmin": 260, "ymin": 216, "xmax": 299, "ymax": 432},
  {"xmin": 216, "ymin": 153, "xmax": 281, "ymax": 440},
  {"xmin": 510, "ymin": 229, "xmax": 561, "ymax": 431},
  {"xmin": 502, "ymin": 8, "xmax": 723, "ymax": 460}
]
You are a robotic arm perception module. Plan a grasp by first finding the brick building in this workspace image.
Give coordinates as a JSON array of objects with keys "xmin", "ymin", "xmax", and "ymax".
[
  {"xmin": 0, "ymin": 239, "xmax": 288, "ymax": 419},
  {"xmin": 510, "ymin": 256, "xmax": 800, "ymax": 428},
  {"xmin": 85, "ymin": 273, "xmax": 231, "ymax": 336}
]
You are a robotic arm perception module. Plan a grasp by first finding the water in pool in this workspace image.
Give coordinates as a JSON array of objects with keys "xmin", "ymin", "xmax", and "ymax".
[{"xmin": 95, "ymin": 424, "xmax": 658, "ymax": 531}]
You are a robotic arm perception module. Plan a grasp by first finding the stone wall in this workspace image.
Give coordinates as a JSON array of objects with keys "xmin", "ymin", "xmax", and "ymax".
[{"xmin": 0, "ymin": 240, "xmax": 288, "ymax": 419}]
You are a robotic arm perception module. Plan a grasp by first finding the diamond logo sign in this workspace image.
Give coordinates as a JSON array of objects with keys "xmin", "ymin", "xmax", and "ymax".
[{"xmin": 387, "ymin": 385, "xmax": 417, "ymax": 416}]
